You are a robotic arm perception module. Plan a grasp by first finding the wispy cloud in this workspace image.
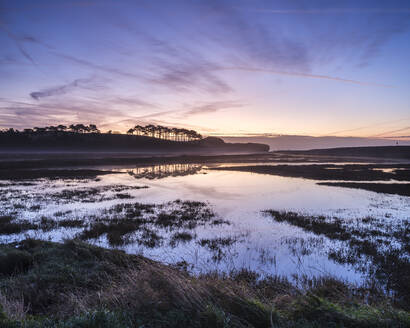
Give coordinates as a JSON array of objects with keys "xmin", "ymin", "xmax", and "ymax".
[
  {"xmin": 370, "ymin": 126, "xmax": 410, "ymax": 138},
  {"xmin": 1, "ymin": 1, "xmax": 97, "ymax": 13},
  {"xmin": 238, "ymin": 5, "xmax": 410, "ymax": 67},
  {"xmin": 113, "ymin": 97, "xmax": 158, "ymax": 109},
  {"xmin": 30, "ymin": 77, "xmax": 97, "ymax": 100},
  {"xmin": 217, "ymin": 67, "xmax": 391, "ymax": 87},
  {"xmin": 0, "ymin": 97, "xmax": 124, "ymax": 130},
  {"xmin": 135, "ymin": 110, "xmax": 179, "ymax": 120},
  {"xmin": 0, "ymin": 21, "xmax": 54, "ymax": 65},
  {"xmin": 183, "ymin": 101, "xmax": 243, "ymax": 117},
  {"xmin": 206, "ymin": 3, "xmax": 310, "ymax": 71},
  {"xmin": 52, "ymin": 52, "xmax": 143, "ymax": 80},
  {"xmin": 0, "ymin": 23, "xmax": 37, "ymax": 65},
  {"xmin": 149, "ymin": 60, "xmax": 232, "ymax": 94},
  {"xmin": 319, "ymin": 118, "xmax": 410, "ymax": 136},
  {"xmin": 244, "ymin": 8, "xmax": 410, "ymax": 15}
]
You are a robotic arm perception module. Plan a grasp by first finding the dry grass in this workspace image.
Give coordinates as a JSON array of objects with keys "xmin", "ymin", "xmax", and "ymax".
[
  {"xmin": 0, "ymin": 292, "xmax": 28, "ymax": 321},
  {"xmin": 0, "ymin": 240, "xmax": 409, "ymax": 327}
]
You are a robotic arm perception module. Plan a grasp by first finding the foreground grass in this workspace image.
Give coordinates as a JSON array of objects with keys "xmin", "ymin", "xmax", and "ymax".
[{"xmin": 0, "ymin": 240, "xmax": 409, "ymax": 327}]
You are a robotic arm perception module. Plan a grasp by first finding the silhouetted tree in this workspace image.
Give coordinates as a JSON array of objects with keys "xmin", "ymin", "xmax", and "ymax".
[
  {"xmin": 88, "ymin": 124, "xmax": 100, "ymax": 133},
  {"xmin": 126, "ymin": 124, "xmax": 202, "ymax": 142}
]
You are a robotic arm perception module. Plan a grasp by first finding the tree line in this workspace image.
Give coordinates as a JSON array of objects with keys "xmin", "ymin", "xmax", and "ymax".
[
  {"xmin": 0, "ymin": 124, "xmax": 100, "ymax": 134},
  {"xmin": 1, "ymin": 124, "xmax": 203, "ymax": 142},
  {"xmin": 127, "ymin": 125, "xmax": 202, "ymax": 142}
]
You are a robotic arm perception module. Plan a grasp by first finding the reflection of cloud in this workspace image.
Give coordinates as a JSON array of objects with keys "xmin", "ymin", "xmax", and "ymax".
[{"xmin": 181, "ymin": 183, "xmax": 240, "ymax": 200}]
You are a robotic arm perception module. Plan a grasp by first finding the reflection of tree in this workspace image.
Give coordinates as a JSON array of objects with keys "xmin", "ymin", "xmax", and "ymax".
[{"xmin": 127, "ymin": 164, "xmax": 202, "ymax": 180}]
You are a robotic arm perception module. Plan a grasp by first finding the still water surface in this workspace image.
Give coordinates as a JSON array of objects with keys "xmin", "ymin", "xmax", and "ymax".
[{"xmin": 2, "ymin": 163, "xmax": 409, "ymax": 284}]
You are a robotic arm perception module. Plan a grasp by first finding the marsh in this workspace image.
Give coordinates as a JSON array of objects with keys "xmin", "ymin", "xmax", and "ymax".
[{"xmin": 1, "ymin": 160, "xmax": 409, "ymax": 298}]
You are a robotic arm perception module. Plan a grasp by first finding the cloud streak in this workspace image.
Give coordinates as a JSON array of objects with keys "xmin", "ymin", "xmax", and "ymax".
[
  {"xmin": 370, "ymin": 126, "xmax": 410, "ymax": 138},
  {"xmin": 0, "ymin": 23, "xmax": 37, "ymax": 65},
  {"xmin": 183, "ymin": 101, "xmax": 243, "ymax": 117},
  {"xmin": 245, "ymin": 8, "xmax": 410, "ymax": 15},
  {"xmin": 52, "ymin": 52, "xmax": 143, "ymax": 80},
  {"xmin": 319, "ymin": 118, "xmax": 410, "ymax": 136},
  {"xmin": 217, "ymin": 67, "xmax": 391, "ymax": 87},
  {"xmin": 30, "ymin": 78, "xmax": 96, "ymax": 100}
]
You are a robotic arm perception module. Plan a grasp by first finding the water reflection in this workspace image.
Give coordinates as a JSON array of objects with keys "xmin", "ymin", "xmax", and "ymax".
[
  {"xmin": 1, "ymin": 163, "xmax": 409, "ymax": 287},
  {"xmin": 127, "ymin": 164, "xmax": 202, "ymax": 179}
]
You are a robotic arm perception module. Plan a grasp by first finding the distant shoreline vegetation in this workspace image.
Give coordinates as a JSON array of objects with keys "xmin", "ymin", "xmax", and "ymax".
[
  {"xmin": 0, "ymin": 124, "xmax": 270, "ymax": 153},
  {"xmin": 0, "ymin": 124, "xmax": 203, "ymax": 142}
]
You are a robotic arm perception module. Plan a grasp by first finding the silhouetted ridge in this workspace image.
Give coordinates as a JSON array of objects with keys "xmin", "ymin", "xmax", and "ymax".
[
  {"xmin": 0, "ymin": 124, "xmax": 269, "ymax": 153},
  {"xmin": 280, "ymin": 146, "xmax": 410, "ymax": 159}
]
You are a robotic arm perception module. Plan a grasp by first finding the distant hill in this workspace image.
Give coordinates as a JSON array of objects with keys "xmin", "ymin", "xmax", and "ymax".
[
  {"xmin": 220, "ymin": 135, "xmax": 409, "ymax": 151},
  {"xmin": 0, "ymin": 132, "xmax": 269, "ymax": 154},
  {"xmin": 279, "ymin": 146, "xmax": 410, "ymax": 160}
]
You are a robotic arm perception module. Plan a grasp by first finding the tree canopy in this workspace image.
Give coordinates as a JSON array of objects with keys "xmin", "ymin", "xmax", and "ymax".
[
  {"xmin": 127, "ymin": 125, "xmax": 202, "ymax": 141},
  {"xmin": 0, "ymin": 124, "xmax": 203, "ymax": 142}
]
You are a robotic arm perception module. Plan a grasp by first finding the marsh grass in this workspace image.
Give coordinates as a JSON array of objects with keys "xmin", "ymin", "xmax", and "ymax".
[
  {"xmin": 1, "ymin": 184, "xmax": 147, "ymax": 209},
  {"xmin": 0, "ymin": 239, "xmax": 408, "ymax": 327},
  {"xmin": 49, "ymin": 185, "xmax": 146, "ymax": 203},
  {"xmin": 264, "ymin": 210, "xmax": 410, "ymax": 309},
  {"xmin": 0, "ymin": 215, "xmax": 86, "ymax": 235},
  {"xmin": 77, "ymin": 200, "xmax": 224, "ymax": 248},
  {"xmin": 198, "ymin": 237, "xmax": 238, "ymax": 261},
  {"xmin": 58, "ymin": 219, "xmax": 84, "ymax": 228},
  {"xmin": 0, "ymin": 216, "xmax": 37, "ymax": 234},
  {"xmin": 54, "ymin": 210, "xmax": 73, "ymax": 217},
  {"xmin": 0, "ymin": 169, "xmax": 120, "ymax": 180},
  {"xmin": 1, "ymin": 198, "xmax": 231, "ymax": 253},
  {"xmin": 170, "ymin": 231, "xmax": 194, "ymax": 245}
]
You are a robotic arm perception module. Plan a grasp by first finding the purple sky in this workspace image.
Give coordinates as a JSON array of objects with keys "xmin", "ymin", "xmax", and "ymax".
[{"xmin": 1, "ymin": 0, "xmax": 410, "ymax": 139}]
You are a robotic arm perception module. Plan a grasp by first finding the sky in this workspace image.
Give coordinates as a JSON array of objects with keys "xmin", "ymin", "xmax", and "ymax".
[{"xmin": 1, "ymin": 0, "xmax": 410, "ymax": 139}]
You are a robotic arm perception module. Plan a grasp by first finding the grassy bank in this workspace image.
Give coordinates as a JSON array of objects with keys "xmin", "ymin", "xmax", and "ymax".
[{"xmin": 1, "ymin": 239, "xmax": 409, "ymax": 327}]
